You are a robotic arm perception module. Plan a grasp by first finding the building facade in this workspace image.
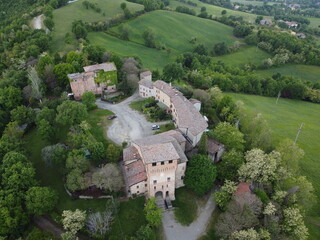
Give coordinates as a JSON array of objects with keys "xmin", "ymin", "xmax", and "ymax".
[{"xmin": 68, "ymin": 62, "xmax": 117, "ymax": 100}]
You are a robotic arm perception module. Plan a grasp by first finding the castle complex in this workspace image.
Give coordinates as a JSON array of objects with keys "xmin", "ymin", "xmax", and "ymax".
[{"xmin": 122, "ymin": 72, "xmax": 208, "ymax": 201}]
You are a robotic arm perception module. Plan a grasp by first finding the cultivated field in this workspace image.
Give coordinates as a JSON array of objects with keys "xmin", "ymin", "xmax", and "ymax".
[
  {"xmin": 227, "ymin": 93, "xmax": 320, "ymax": 239},
  {"xmin": 213, "ymin": 46, "xmax": 271, "ymax": 66},
  {"xmin": 110, "ymin": 10, "xmax": 238, "ymax": 52},
  {"xmin": 52, "ymin": 0, "xmax": 143, "ymax": 52},
  {"xmin": 258, "ymin": 64, "xmax": 320, "ymax": 83}
]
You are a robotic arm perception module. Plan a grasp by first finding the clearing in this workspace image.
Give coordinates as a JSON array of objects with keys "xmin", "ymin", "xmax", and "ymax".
[
  {"xmin": 257, "ymin": 64, "xmax": 320, "ymax": 83},
  {"xmin": 227, "ymin": 93, "xmax": 320, "ymax": 239},
  {"xmin": 52, "ymin": 0, "xmax": 143, "ymax": 52}
]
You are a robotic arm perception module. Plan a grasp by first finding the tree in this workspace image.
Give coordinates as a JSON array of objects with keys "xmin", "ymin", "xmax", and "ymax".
[
  {"xmin": 25, "ymin": 187, "xmax": 58, "ymax": 216},
  {"xmin": 66, "ymin": 168, "xmax": 86, "ymax": 191},
  {"xmin": 233, "ymin": 25, "xmax": 252, "ymax": 38},
  {"xmin": 66, "ymin": 149, "xmax": 89, "ymax": 172},
  {"xmin": 88, "ymin": 141, "xmax": 106, "ymax": 163},
  {"xmin": 184, "ymin": 154, "xmax": 217, "ymax": 195},
  {"xmin": 44, "ymin": 17, "xmax": 54, "ymax": 31},
  {"xmin": 106, "ymin": 144, "xmax": 121, "ymax": 162},
  {"xmin": 135, "ymin": 225, "xmax": 156, "ymax": 240},
  {"xmin": 276, "ymin": 139, "xmax": 304, "ymax": 173},
  {"xmin": 214, "ymin": 180, "xmax": 237, "ymax": 211},
  {"xmin": 83, "ymin": 45, "xmax": 105, "ymax": 63},
  {"xmin": 62, "ymin": 209, "xmax": 86, "ymax": 235},
  {"xmin": 193, "ymin": 44, "xmax": 208, "ymax": 55},
  {"xmin": 213, "ymin": 42, "xmax": 229, "ymax": 56},
  {"xmin": 198, "ymin": 133, "xmax": 208, "ymax": 155},
  {"xmin": 120, "ymin": 2, "xmax": 127, "ymax": 10},
  {"xmin": 0, "ymin": 86, "xmax": 23, "ymax": 111},
  {"xmin": 72, "ymin": 21, "xmax": 87, "ymax": 39},
  {"xmin": 162, "ymin": 62, "xmax": 184, "ymax": 82},
  {"xmin": 142, "ymin": 29, "xmax": 156, "ymax": 48},
  {"xmin": 38, "ymin": 119, "xmax": 55, "ymax": 142},
  {"xmin": 36, "ymin": 55, "xmax": 54, "ymax": 75},
  {"xmin": 53, "ymin": 63, "xmax": 75, "ymax": 87},
  {"xmin": 238, "ymin": 149, "xmax": 283, "ymax": 185},
  {"xmin": 41, "ymin": 143, "xmax": 68, "ymax": 166},
  {"xmin": 36, "ymin": 107, "xmax": 56, "ymax": 125},
  {"xmin": 221, "ymin": 10, "xmax": 227, "ymax": 15},
  {"xmin": 92, "ymin": 164, "xmax": 123, "ymax": 192},
  {"xmin": 56, "ymin": 101, "xmax": 88, "ymax": 126},
  {"xmin": 82, "ymin": 92, "xmax": 96, "ymax": 110},
  {"xmin": 211, "ymin": 122, "xmax": 245, "ymax": 152},
  {"xmin": 10, "ymin": 105, "xmax": 35, "ymax": 125},
  {"xmin": 217, "ymin": 150, "xmax": 244, "ymax": 181},
  {"xmin": 28, "ymin": 67, "xmax": 43, "ymax": 102},
  {"xmin": 230, "ymin": 228, "xmax": 270, "ymax": 240},
  {"xmin": 282, "ymin": 207, "xmax": 308, "ymax": 240},
  {"xmin": 1, "ymin": 151, "xmax": 28, "ymax": 169},
  {"xmin": 144, "ymin": 197, "xmax": 162, "ymax": 227}
]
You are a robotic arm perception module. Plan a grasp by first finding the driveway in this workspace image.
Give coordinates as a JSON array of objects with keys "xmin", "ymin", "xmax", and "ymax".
[
  {"xmin": 96, "ymin": 93, "xmax": 170, "ymax": 145},
  {"xmin": 162, "ymin": 195, "xmax": 216, "ymax": 240}
]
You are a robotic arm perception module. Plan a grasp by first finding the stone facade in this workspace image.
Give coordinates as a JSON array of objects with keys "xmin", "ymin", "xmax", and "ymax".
[{"xmin": 68, "ymin": 62, "xmax": 117, "ymax": 100}]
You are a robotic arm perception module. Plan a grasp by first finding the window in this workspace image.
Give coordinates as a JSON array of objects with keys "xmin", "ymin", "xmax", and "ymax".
[
  {"xmin": 162, "ymin": 185, "xmax": 164, "ymax": 189},
  {"xmin": 152, "ymin": 162, "xmax": 156, "ymax": 166},
  {"xmin": 161, "ymin": 161, "xmax": 164, "ymax": 165},
  {"xmin": 169, "ymin": 160, "xmax": 173, "ymax": 164},
  {"xmin": 154, "ymin": 186, "xmax": 156, "ymax": 190},
  {"xmin": 167, "ymin": 177, "xmax": 171, "ymax": 182},
  {"xmin": 181, "ymin": 176, "xmax": 184, "ymax": 180},
  {"xmin": 137, "ymin": 186, "xmax": 139, "ymax": 189},
  {"xmin": 137, "ymin": 191, "xmax": 139, "ymax": 194},
  {"xmin": 153, "ymin": 180, "xmax": 157, "ymax": 184},
  {"xmin": 145, "ymin": 184, "xmax": 147, "ymax": 187}
]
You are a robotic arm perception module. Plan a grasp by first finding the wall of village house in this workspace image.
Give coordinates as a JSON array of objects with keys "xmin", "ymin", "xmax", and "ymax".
[
  {"xmin": 129, "ymin": 180, "xmax": 148, "ymax": 196},
  {"xmin": 154, "ymin": 88, "xmax": 171, "ymax": 107},
  {"xmin": 145, "ymin": 160, "xmax": 178, "ymax": 200},
  {"xmin": 70, "ymin": 78, "xmax": 99, "ymax": 100},
  {"xmin": 139, "ymin": 85, "xmax": 155, "ymax": 98},
  {"xmin": 175, "ymin": 162, "xmax": 186, "ymax": 188},
  {"xmin": 178, "ymin": 126, "xmax": 204, "ymax": 147}
]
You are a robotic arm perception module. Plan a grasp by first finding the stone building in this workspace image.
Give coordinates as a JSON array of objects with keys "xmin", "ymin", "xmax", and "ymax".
[{"xmin": 68, "ymin": 62, "xmax": 117, "ymax": 100}]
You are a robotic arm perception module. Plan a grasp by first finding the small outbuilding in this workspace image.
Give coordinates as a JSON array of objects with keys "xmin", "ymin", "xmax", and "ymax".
[{"xmin": 207, "ymin": 138, "xmax": 225, "ymax": 163}]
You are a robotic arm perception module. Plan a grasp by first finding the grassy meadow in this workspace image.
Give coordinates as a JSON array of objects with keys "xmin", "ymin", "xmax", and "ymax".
[
  {"xmin": 257, "ymin": 64, "xmax": 320, "ymax": 83},
  {"xmin": 227, "ymin": 93, "xmax": 320, "ymax": 238},
  {"xmin": 110, "ymin": 10, "xmax": 238, "ymax": 52},
  {"xmin": 52, "ymin": 0, "xmax": 143, "ymax": 52},
  {"xmin": 169, "ymin": 0, "xmax": 259, "ymax": 22},
  {"xmin": 213, "ymin": 46, "xmax": 271, "ymax": 66}
]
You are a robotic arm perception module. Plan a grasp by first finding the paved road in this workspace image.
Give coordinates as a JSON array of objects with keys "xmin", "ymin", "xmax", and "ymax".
[
  {"xmin": 162, "ymin": 195, "xmax": 216, "ymax": 240},
  {"xmin": 96, "ymin": 93, "xmax": 170, "ymax": 145}
]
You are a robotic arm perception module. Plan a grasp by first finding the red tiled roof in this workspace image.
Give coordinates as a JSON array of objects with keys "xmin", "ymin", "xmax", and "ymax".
[
  {"xmin": 124, "ymin": 160, "xmax": 147, "ymax": 187},
  {"xmin": 234, "ymin": 182, "xmax": 251, "ymax": 195}
]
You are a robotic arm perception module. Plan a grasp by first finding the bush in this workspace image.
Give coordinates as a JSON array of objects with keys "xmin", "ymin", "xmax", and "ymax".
[{"xmin": 254, "ymin": 189, "xmax": 269, "ymax": 204}]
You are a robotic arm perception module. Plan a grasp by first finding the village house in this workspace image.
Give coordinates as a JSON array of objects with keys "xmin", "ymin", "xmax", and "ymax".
[
  {"xmin": 68, "ymin": 62, "xmax": 117, "ymax": 100},
  {"xmin": 260, "ymin": 19, "xmax": 272, "ymax": 26},
  {"xmin": 296, "ymin": 33, "xmax": 306, "ymax": 39},
  {"xmin": 284, "ymin": 21, "xmax": 299, "ymax": 28}
]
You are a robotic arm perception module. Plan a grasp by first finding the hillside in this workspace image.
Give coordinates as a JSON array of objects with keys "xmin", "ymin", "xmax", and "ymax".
[
  {"xmin": 52, "ymin": 0, "xmax": 144, "ymax": 52},
  {"xmin": 109, "ymin": 10, "xmax": 238, "ymax": 52}
]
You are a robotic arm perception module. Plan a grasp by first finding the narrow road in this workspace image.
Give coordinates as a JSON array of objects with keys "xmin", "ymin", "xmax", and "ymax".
[
  {"xmin": 96, "ymin": 93, "xmax": 170, "ymax": 145},
  {"xmin": 162, "ymin": 195, "xmax": 216, "ymax": 240}
]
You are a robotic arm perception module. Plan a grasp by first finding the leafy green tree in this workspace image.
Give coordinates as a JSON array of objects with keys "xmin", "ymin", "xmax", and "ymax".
[
  {"xmin": 36, "ymin": 107, "xmax": 56, "ymax": 125},
  {"xmin": 198, "ymin": 133, "xmax": 208, "ymax": 155},
  {"xmin": 221, "ymin": 10, "xmax": 227, "ymax": 15},
  {"xmin": 216, "ymin": 95, "xmax": 238, "ymax": 123},
  {"xmin": 37, "ymin": 55, "xmax": 54, "ymax": 75},
  {"xmin": 211, "ymin": 122, "xmax": 245, "ymax": 152},
  {"xmin": 162, "ymin": 62, "xmax": 184, "ymax": 82},
  {"xmin": 41, "ymin": 143, "xmax": 68, "ymax": 166},
  {"xmin": 88, "ymin": 141, "xmax": 105, "ymax": 162},
  {"xmin": 144, "ymin": 197, "xmax": 162, "ymax": 227},
  {"xmin": 66, "ymin": 168, "xmax": 86, "ymax": 191},
  {"xmin": 83, "ymin": 45, "xmax": 105, "ymax": 63},
  {"xmin": 10, "ymin": 105, "xmax": 35, "ymax": 125},
  {"xmin": 214, "ymin": 180, "xmax": 237, "ymax": 211},
  {"xmin": 92, "ymin": 163, "xmax": 123, "ymax": 192},
  {"xmin": 1, "ymin": 151, "xmax": 28, "ymax": 169},
  {"xmin": 44, "ymin": 17, "xmax": 54, "ymax": 31},
  {"xmin": 26, "ymin": 44, "xmax": 40, "ymax": 58},
  {"xmin": 193, "ymin": 44, "xmax": 208, "ymax": 55},
  {"xmin": 213, "ymin": 42, "xmax": 229, "ymax": 56},
  {"xmin": 82, "ymin": 92, "xmax": 96, "ymax": 110},
  {"xmin": 217, "ymin": 149, "xmax": 243, "ymax": 181},
  {"xmin": 142, "ymin": 28, "xmax": 156, "ymax": 48},
  {"xmin": 38, "ymin": 119, "xmax": 55, "ymax": 142},
  {"xmin": 25, "ymin": 187, "xmax": 58, "ymax": 216},
  {"xmin": 53, "ymin": 63, "xmax": 75, "ymax": 87},
  {"xmin": 185, "ymin": 154, "xmax": 217, "ymax": 195},
  {"xmin": 66, "ymin": 149, "xmax": 89, "ymax": 172},
  {"xmin": 72, "ymin": 20, "xmax": 87, "ymax": 39},
  {"xmin": 135, "ymin": 225, "xmax": 156, "ymax": 240},
  {"xmin": 233, "ymin": 25, "xmax": 253, "ymax": 38},
  {"xmin": 120, "ymin": 2, "xmax": 127, "ymax": 10},
  {"xmin": 56, "ymin": 101, "xmax": 88, "ymax": 126},
  {"xmin": 106, "ymin": 143, "xmax": 121, "ymax": 162},
  {"xmin": 0, "ymin": 86, "xmax": 23, "ymax": 111}
]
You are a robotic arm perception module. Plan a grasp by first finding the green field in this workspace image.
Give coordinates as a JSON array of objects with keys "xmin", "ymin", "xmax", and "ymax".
[
  {"xmin": 307, "ymin": 17, "xmax": 320, "ymax": 28},
  {"xmin": 52, "ymin": 0, "xmax": 143, "ymax": 52},
  {"xmin": 88, "ymin": 31, "xmax": 172, "ymax": 70},
  {"xmin": 213, "ymin": 46, "xmax": 271, "ymax": 66},
  {"xmin": 169, "ymin": 0, "xmax": 259, "ymax": 23},
  {"xmin": 258, "ymin": 64, "xmax": 320, "ymax": 83},
  {"xmin": 110, "ymin": 10, "xmax": 238, "ymax": 52},
  {"xmin": 227, "ymin": 93, "xmax": 320, "ymax": 239}
]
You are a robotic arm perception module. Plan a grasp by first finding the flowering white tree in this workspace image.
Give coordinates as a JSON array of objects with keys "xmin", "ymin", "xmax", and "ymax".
[
  {"xmin": 238, "ymin": 149, "xmax": 283, "ymax": 184},
  {"xmin": 263, "ymin": 202, "xmax": 276, "ymax": 216},
  {"xmin": 62, "ymin": 209, "xmax": 86, "ymax": 236},
  {"xmin": 27, "ymin": 67, "xmax": 43, "ymax": 102},
  {"xmin": 92, "ymin": 164, "xmax": 123, "ymax": 192},
  {"xmin": 282, "ymin": 207, "xmax": 308, "ymax": 240},
  {"xmin": 230, "ymin": 228, "xmax": 271, "ymax": 240}
]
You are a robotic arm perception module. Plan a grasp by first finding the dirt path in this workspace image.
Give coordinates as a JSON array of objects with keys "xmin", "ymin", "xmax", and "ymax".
[
  {"xmin": 162, "ymin": 195, "xmax": 216, "ymax": 240},
  {"xmin": 96, "ymin": 93, "xmax": 170, "ymax": 145},
  {"xmin": 32, "ymin": 14, "xmax": 44, "ymax": 30}
]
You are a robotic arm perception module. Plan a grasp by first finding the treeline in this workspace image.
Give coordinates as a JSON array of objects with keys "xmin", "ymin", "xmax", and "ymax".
[
  {"xmin": 126, "ymin": 0, "xmax": 170, "ymax": 11},
  {"xmin": 274, "ymin": 14, "xmax": 310, "ymax": 25},
  {"xmin": 82, "ymin": 0, "xmax": 102, "ymax": 13},
  {"xmin": 199, "ymin": 0, "xmax": 233, "ymax": 9},
  {"xmin": 161, "ymin": 52, "xmax": 320, "ymax": 103}
]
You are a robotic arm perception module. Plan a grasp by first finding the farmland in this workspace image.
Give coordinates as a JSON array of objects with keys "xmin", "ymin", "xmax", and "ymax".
[
  {"xmin": 227, "ymin": 93, "xmax": 320, "ymax": 238},
  {"xmin": 52, "ymin": 0, "xmax": 143, "ymax": 52}
]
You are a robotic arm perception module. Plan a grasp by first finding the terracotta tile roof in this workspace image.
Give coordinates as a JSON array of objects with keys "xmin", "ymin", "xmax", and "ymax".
[
  {"xmin": 133, "ymin": 134, "xmax": 188, "ymax": 164},
  {"xmin": 68, "ymin": 71, "xmax": 95, "ymax": 82},
  {"xmin": 234, "ymin": 182, "xmax": 252, "ymax": 195},
  {"xmin": 153, "ymin": 80, "xmax": 183, "ymax": 98},
  {"xmin": 159, "ymin": 130, "xmax": 186, "ymax": 146},
  {"xmin": 189, "ymin": 98, "xmax": 201, "ymax": 104},
  {"xmin": 140, "ymin": 71, "xmax": 152, "ymax": 78},
  {"xmin": 138, "ymin": 79, "xmax": 153, "ymax": 88},
  {"xmin": 83, "ymin": 62, "xmax": 116, "ymax": 73},
  {"xmin": 207, "ymin": 138, "xmax": 225, "ymax": 154},
  {"xmin": 123, "ymin": 146, "xmax": 140, "ymax": 162},
  {"xmin": 124, "ymin": 160, "xmax": 147, "ymax": 186}
]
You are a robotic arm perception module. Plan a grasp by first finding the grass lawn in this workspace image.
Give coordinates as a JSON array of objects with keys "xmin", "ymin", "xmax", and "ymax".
[
  {"xmin": 110, "ymin": 10, "xmax": 238, "ymax": 53},
  {"xmin": 307, "ymin": 17, "xmax": 320, "ymax": 28},
  {"xmin": 257, "ymin": 64, "xmax": 320, "ymax": 83},
  {"xmin": 52, "ymin": 0, "xmax": 143, "ymax": 53},
  {"xmin": 108, "ymin": 197, "xmax": 147, "ymax": 238},
  {"xmin": 25, "ymin": 108, "xmax": 113, "ymax": 213},
  {"xmin": 172, "ymin": 187, "xmax": 200, "ymax": 226},
  {"xmin": 88, "ymin": 32, "xmax": 172, "ymax": 70},
  {"xmin": 169, "ymin": 0, "xmax": 259, "ymax": 23},
  {"xmin": 155, "ymin": 123, "xmax": 175, "ymax": 134},
  {"xmin": 226, "ymin": 93, "xmax": 320, "ymax": 239},
  {"xmin": 129, "ymin": 97, "xmax": 156, "ymax": 112},
  {"xmin": 213, "ymin": 46, "xmax": 271, "ymax": 66}
]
